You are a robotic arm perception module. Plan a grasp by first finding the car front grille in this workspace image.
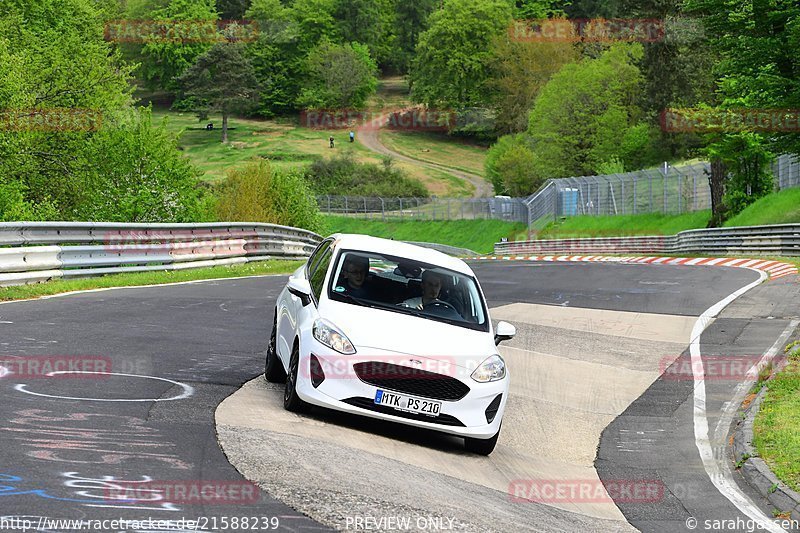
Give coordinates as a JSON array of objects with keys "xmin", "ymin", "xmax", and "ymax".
[
  {"xmin": 341, "ymin": 397, "xmax": 465, "ymax": 427},
  {"xmin": 352, "ymin": 361, "xmax": 470, "ymax": 401}
]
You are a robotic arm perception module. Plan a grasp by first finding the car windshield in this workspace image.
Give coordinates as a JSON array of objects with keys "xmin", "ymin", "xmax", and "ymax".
[{"xmin": 327, "ymin": 249, "xmax": 488, "ymax": 332}]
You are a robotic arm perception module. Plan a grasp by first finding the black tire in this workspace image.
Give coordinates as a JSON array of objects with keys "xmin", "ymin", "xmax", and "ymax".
[
  {"xmin": 283, "ymin": 343, "xmax": 311, "ymax": 413},
  {"xmin": 265, "ymin": 313, "xmax": 286, "ymax": 383},
  {"xmin": 464, "ymin": 427, "xmax": 500, "ymax": 455}
]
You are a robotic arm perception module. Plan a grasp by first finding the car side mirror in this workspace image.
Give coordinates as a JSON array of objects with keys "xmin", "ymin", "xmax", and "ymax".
[
  {"xmin": 494, "ymin": 321, "xmax": 516, "ymax": 346},
  {"xmin": 287, "ymin": 278, "xmax": 313, "ymax": 307}
]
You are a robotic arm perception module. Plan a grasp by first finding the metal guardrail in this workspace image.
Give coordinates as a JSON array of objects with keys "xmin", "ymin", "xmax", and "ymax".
[
  {"xmin": 495, "ymin": 224, "xmax": 800, "ymax": 257},
  {"xmin": 0, "ymin": 222, "xmax": 322, "ymax": 286}
]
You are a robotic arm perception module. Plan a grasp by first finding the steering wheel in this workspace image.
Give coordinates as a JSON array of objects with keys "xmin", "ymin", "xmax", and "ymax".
[{"xmin": 423, "ymin": 299, "xmax": 458, "ymax": 313}]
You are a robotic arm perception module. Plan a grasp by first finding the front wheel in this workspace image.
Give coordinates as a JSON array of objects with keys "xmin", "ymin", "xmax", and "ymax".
[
  {"xmin": 265, "ymin": 313, "xmax": 286, "ymax": 383},
  {"xmin": 283, "ymin": 343, "xmax": 311, "ymax": 413},
  {"xmin": 464, "ymin": 426, "xmax": 500, "ymax": 455}
]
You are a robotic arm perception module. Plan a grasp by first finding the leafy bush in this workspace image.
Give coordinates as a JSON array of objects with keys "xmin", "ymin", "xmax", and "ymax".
[
  {"xmin": 304, "ymin": 153, "xmax": 429, "ymax": 197},
  {"xmin": 297, "ymin": 40, "xmax": 378, "ymax": 109},
  {"xmin": 216, "ymin": 159, "xmax": 322, "ymax": 233},
  {"xmin": 74, "ymin": 107, "xmax": 205, "ymax": 222},
  {"xmin": 485, "ymin": 134, "xmax": 543, "ymax": 195}
]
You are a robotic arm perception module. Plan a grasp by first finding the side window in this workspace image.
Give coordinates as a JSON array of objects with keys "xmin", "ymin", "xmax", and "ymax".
[
  {"xmin": 306, "ymin": 240, "xmax": 332, "ymax": 280},
  {"xmin": 309, "ymin": 247, "xmax": 333, "ymax": 302}
]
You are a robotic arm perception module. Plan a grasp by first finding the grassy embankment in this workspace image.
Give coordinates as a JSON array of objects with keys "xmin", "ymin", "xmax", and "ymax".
[
  {"xmin": 0, "ymin": 261, "xmax": 302, "ymax": 302},
  {"xmin": 320, "ymin": 216, "xmax": 525, "ymax": 254},
  {"xmin": 753, "ymin": 342, "xmax": 800, "ymax": 493},
  {"xmin": 536, "ymin": 188, "xmax": 800, "ymax": 239}
]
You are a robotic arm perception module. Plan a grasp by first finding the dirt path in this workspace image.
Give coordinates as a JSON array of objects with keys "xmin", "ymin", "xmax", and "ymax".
[{"xmin": 357, "ymin": 113, "xmax": 494, "ymax": 198}]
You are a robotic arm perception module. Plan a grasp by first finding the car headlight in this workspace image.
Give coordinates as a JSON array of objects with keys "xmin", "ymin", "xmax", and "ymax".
[
  {"xmin": 313, "ymin": 319, "xmax": 356, "ymax": 354},
  {"xmin": 471, "ymin": 355, "xmax": 506, "ymax": 383}
]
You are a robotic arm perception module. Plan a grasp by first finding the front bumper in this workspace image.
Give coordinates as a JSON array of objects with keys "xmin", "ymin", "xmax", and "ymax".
[{"xmin": 294, "ymin": 335, "xmax": 508, "ymax": 439}]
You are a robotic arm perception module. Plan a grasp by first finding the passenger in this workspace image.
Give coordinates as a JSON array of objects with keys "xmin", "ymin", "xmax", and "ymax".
[{"xmin": 401, "ymin": 270, "xmax": 442, "ymax": 310}]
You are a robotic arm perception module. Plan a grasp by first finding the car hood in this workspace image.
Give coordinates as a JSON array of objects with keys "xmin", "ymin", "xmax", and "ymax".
[{"xmin": 320, "ymin": 299, "xmax": 497, "ymax": 371}]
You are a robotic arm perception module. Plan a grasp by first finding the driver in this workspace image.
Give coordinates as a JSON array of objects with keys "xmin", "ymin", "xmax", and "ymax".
[
  {"xmin": 401, "ymin": 269, "xmax": 442, "ymax": 310},
  {"xmin": 339, "ymin": 254, "xmax": 371, "ymax": 298}
]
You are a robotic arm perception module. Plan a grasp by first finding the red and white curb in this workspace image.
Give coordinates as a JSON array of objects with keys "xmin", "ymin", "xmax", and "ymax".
[{"xmin": 469, "ymin": 255, "xmax": 798, "ymax": 280}]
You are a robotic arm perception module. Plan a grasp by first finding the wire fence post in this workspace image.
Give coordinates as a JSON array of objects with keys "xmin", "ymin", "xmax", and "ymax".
[{"xmin": 398, "ymin": 197, "xmax": 403, "ymax": 220}]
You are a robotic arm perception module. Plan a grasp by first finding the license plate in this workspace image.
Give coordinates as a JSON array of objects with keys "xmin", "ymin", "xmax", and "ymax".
[{"xmin": 374, "ymin": 390, "xmax": 441, "ymax": 417}]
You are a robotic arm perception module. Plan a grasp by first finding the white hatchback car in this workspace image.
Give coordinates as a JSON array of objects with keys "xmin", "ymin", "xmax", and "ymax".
[{"xmin": 266, "ymin": 234, "xmax": 516, "ymax": 454}]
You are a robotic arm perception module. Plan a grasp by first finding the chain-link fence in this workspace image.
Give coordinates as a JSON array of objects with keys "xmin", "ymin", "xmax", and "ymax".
[
  {"xmin": 317, "ymin": 155, "xmax": 800, "ymax": 230},
  {"xmin": 524, "ymin": 163, "xmax": 712, "ymax": 230},
  {"xmin": 316, "ymin": 195, "xmax": 529, "ymax": 223},
  {"xmin": 773, "ymin": 154, "xmax": 800, "ymax": 190}
]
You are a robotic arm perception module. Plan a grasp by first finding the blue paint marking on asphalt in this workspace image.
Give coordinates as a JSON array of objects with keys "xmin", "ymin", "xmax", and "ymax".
[{"xmin": 0, "ymin": 473, "xmax": 126, "ymax": 504}]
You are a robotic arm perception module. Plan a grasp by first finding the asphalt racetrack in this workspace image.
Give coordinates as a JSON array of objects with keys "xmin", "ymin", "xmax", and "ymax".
[{"xmin": 0, "ymin": 260, "xmax": 797, "ymax": 532}]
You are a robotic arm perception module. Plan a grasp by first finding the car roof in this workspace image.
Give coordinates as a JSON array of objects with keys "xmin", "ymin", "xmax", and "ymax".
[{"xmin": 326, "ymin": 233, "xmax": 475, "ymax": 276}]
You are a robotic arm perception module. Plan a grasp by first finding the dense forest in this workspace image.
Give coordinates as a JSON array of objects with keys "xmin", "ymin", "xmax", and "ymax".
[{"xmin": 1, "ymin": 0, "xmax": 798, "ymax": 227}]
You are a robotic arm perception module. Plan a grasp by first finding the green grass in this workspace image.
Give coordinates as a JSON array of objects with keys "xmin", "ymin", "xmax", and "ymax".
[
  {"xmin": 753, "ymin": 344, "xmax": 800, "ymax": 492},
  {"xmin": 151, "ymin": 108, "xmax": 471, "ymax": 196},
  {"xmin": 378, "ymin": 130, "xmax": 488, "ymax": 176},
  {"xmin": 320, "ymin": 216, "xmax": 525, "ymax": 254},
  {"xmin": 0, "ymin": 260, "xmax": 301, "ymax": 302},
  {"xmin": 724, "ymin": 188, "xmax": 800, "ymax": 227},
  {"xmin": 536, "ymin": 211, "xmax": 711, "ymax": 239}
]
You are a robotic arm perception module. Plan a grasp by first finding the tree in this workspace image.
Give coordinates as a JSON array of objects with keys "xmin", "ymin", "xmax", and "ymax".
[
  {"xmin": 297, "ymin": 40, "xmax": 378, "ymax": 109},
  {"xmin": 217, "ymin": 0, "xmax": 251, "ymax": 19},
  {"xmin": 488, "ymin": 37, "xmax": 576, "ymax": 134},
  {"xmin": 121, "ymin": 0, "xmax": 219, "ymax": 92},
  {"xmin": 683, "ymin": 0, "xmax": 800, "ymax": 224},
  {"xmin": 75, "ymin": 107, "xmax": 204, "ymax": 222},
  {"xmin": 0, "ymin": 0, "xmax": 134, "ymax": 218},
  {"xmin": 177, "ymin": 43, "xmax": 260, "ymax": 143},
  {"xmin": 245, "ymin": 0, "xmax": 303, "ymax": 115},
  {"xmin": 334, "ymin": 0, "xmax": 396, "ymax": 68},
  {"xmin": 485, "ymin": 134, "xmax": 544, "ymax": 195},
  {"xmin": 393, "ymin": 0, "xmax": 438, "ymax": 72},
  {"xmin": 411, "ymin": 0, "xmax": 514, "ymax": 110},
  {"xmin": 526, "ymin": 44, "xmax": 657, "ymax": 177}
]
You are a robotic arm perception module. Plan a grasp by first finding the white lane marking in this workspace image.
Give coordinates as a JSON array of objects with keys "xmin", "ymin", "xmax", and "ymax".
[
  {"xmin": 690, "ymin": 267, "xmax": 787, "ymax": 532},
  {"xmin": 713, "ymin": 319, "xmax": 800, "ymax": 520},
  {"xmin": 0, "ymin": 365, "xmax": 9, "ymax": 378},
  {"xmin": 14, "ymin": 372, "xmax": 194, "ymax": 402}
]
